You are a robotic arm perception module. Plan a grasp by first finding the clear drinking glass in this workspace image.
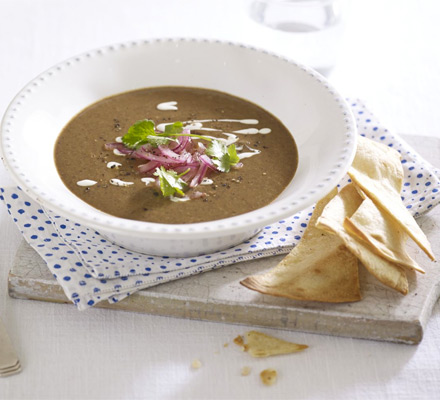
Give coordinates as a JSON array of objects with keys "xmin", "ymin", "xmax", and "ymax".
[{"xmin": 249, "ymin": 0, "xmax": 347, "ymax": 75}]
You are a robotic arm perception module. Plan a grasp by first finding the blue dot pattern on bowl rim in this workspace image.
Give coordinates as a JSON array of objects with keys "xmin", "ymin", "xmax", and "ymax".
[{"xmin": 1, "ymin": 100, "xmax": 439, "ymax": 310}]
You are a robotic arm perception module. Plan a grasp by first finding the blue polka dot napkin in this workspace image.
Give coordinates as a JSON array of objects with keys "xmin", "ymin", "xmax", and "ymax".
[{"xmin": 1, "ymin": 100, "xmax": 440, "ymax": 310}]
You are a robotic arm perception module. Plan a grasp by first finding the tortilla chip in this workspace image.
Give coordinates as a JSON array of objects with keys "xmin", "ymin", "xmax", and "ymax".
[
  {"xmin": 236, "ymin": 331, "xmax": 308, "ymax": 358},
  {"xmin": 348, "ymin": 136, "xmax": 434, "ymax": 260},
  {"xmin": 351, "ymin": 135, "xmax": 404, "ymax": 191},
  {"xmin": 241, "ymin": 188, "xmax": 362, "ymax": 303},
  {"xmin": 344, "ymin": 194, "xmax": 424, "ymax": 273},
  {"xmin": 316, "ymin": 184, "xmax": 408, "ymax": 295}
]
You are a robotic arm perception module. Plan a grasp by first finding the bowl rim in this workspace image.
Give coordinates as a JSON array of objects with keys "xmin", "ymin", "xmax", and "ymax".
[{"xmin": 0, "ymin": 37, "xmax": 357, "ymax": 239}]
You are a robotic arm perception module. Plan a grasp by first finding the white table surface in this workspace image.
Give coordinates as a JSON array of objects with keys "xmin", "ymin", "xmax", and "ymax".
[{"xmin": 1, "ymin": 0, "xmax": 439, "ymax": 399}]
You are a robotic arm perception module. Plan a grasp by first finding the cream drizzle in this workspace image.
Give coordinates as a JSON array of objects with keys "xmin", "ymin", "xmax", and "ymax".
[
  {"xmin": 199, "ymin": 134, "xmax": 237, "ymax": 145},
  {"xmin": 156, "ymin": 119, "xmax": 260, "ymax": 133},
  {"xmin": 77, "ymin": 179, "xmax": 97, "ymax": 187},
  {"xmin": 113, "ymin": 149, "xmax": 127, "ymax": 156},
  {"xmin": 156, "ymin": 118, "xmax": 270, "ymax": 150},
  {"xmin": 107, "ymin": 161, "xmax": 122, "ymax": 169},
  {"xmin": 221, "ymin": 133, "xmax": 239, "ymax": 145},
  {"xmin": 110, "ymin": 179, "xmax": 134, "ymax": 187},
  {"xmin": 201, "ymin": 178, "xmax": 214, "ymax": 185},
  {"xmin": 238, "ymin": 145, "xmax": 261, "ymax": 160},
  {"xmin": 233, "ymin": 128, "xmax": 271, "ymax": 135},
  {"xmin": 141, "ymin": 177, "xmax": 156, "ymax": 186},
  {"xmin": 157, "ymin": 101, "xmax": 178, "ymax": 111},
  {"xmin": 170, "ymin": 195, "xmax": 190, "ymax": 202},
  {"xmin": 215, "ymin": 119, "xmax": 258, "ymax": 125}
]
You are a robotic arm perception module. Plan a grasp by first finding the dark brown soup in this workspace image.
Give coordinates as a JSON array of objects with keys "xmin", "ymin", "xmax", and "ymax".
[{"xmin": 54, "ymin": 87, "xmax": 298, "ymax": 224}]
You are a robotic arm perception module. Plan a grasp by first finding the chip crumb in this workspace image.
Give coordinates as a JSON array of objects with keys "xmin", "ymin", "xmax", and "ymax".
[
  {"xmin": 233, "ymin": 335, "xmax": 245, "ymax": 349},
  {"xmin": 241, "ymin": 366, "xmax": 251, "ymax": 376},
  {"xmin": 234, "ymin": 331, "xmax": 307, "ymax": 358},
  {"xmin": 191, "ymin": 359, "xmax": 202, "ymax": 369},
  {"xmin": 260, "ymin": 369, "xmax": 277, "ymax": 386},
  {"xmin": 223, "ymin": 343, "xmax": 229, "ymax": 348}
]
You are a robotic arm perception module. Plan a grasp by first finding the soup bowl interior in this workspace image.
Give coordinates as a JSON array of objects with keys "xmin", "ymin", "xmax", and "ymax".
[{"xmin": 1, "ymin": 38, "xmax": 357, "ymax": 256}]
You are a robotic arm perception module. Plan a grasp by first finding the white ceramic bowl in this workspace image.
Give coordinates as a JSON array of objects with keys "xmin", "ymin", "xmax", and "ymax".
[{"xmin": 0, "ymin": 38, "xmax": 357, "ymax": 257}]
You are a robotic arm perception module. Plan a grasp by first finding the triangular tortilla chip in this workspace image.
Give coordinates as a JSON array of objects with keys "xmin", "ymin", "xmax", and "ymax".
[
  {"xmin": 348, "ymin": 136, "xmax": 434, "ymax": 260},
  {"xmin": 317, "ymin": 184, "xmax": 408, "ymax": 295},
  {"xmin": 241, "ymin": 188, "xmax": 361, "ymax": 303},
  {"xmin": 351, "ymin": 135, "xmax": 404, "ymax": 191},
  {"xmin": 344, "ymin": 193, "xmax": 424, "ymax": 273},
  {"xmin": 239, "ymin": 331, "xmax": 308, "ymax": 358}
]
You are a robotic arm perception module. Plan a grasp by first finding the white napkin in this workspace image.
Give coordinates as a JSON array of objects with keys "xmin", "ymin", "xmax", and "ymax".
[{"xmin": 2, "ymin": 100, "xmax": 439, "ymax": 310}]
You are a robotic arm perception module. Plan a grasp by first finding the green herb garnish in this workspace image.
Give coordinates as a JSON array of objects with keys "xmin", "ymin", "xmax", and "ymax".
[
  {"xmin": 206, "ymin": 141, "xmax": 240, "ymax": 172},
  {"xmin": 164, "ymin": 121, "xmax": 184, "ymax": 135},
  {"xmin": 122, "ymin": 119, "xmax": 212, "ymax": 149},
  {"xmin": 122, "ymin": 120, "xmax": 183, "ymax": 148},
  {"xmin": 122, "ymin": 119, "xmax": 156, "ymax": 148},
  {"xmin": 153, "ymin": 166, "xmax": 189, "ymax": 197},
  {"xmin": 120, "ymin": 119, "xmax": 242, "ymax": 198}
]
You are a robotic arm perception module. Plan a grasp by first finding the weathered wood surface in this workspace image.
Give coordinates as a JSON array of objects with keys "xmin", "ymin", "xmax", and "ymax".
[{"xmin": 8, "ymin": 135, "xmax": 440, "ymax": 344}]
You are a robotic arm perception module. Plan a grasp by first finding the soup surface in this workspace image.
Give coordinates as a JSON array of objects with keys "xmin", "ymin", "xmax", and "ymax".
[{"xmin": 55, "ymin": 87, "xmax": 298, "ymax": 224}]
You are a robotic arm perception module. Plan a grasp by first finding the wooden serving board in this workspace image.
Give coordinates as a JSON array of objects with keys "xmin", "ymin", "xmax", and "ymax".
[{"xmin": 7, "ymin": 136, "xmax": 440, "ymax": 344}]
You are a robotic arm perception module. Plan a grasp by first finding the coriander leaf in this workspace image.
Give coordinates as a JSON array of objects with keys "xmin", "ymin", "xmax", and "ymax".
[
  {"xmin": 164, "ymin": 121, "xmax": 184, "ymax": 135},
  {"xmin": 206, "ymin": 139, "xmax": 225, "ymax": 159},
  {"xmin": 146, "ymin": 136, "xmax": 176, "ymax": 147},
  {"xmin": 212, "ymin": 155, "xmax": 231, "ymax": 173},
  {"xmin": 227, "ymin": 144, "xmax": 239, "ymax": 165},
  {"xmin": 153, "ymin": 166, "xmax": 188, "ymax": 197},
  {"xmin": 122, "ymin": 119, "xmax": 156, "ymax": 149},
  {"xmin": 207, "ymin": 141, "xmax": 239, "ymax": 172}
]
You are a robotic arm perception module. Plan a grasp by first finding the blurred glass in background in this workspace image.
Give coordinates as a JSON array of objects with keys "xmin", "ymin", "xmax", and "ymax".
[{"xmin": 249, "ymin": 0, "xmax": 347, "ymax": 76}]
